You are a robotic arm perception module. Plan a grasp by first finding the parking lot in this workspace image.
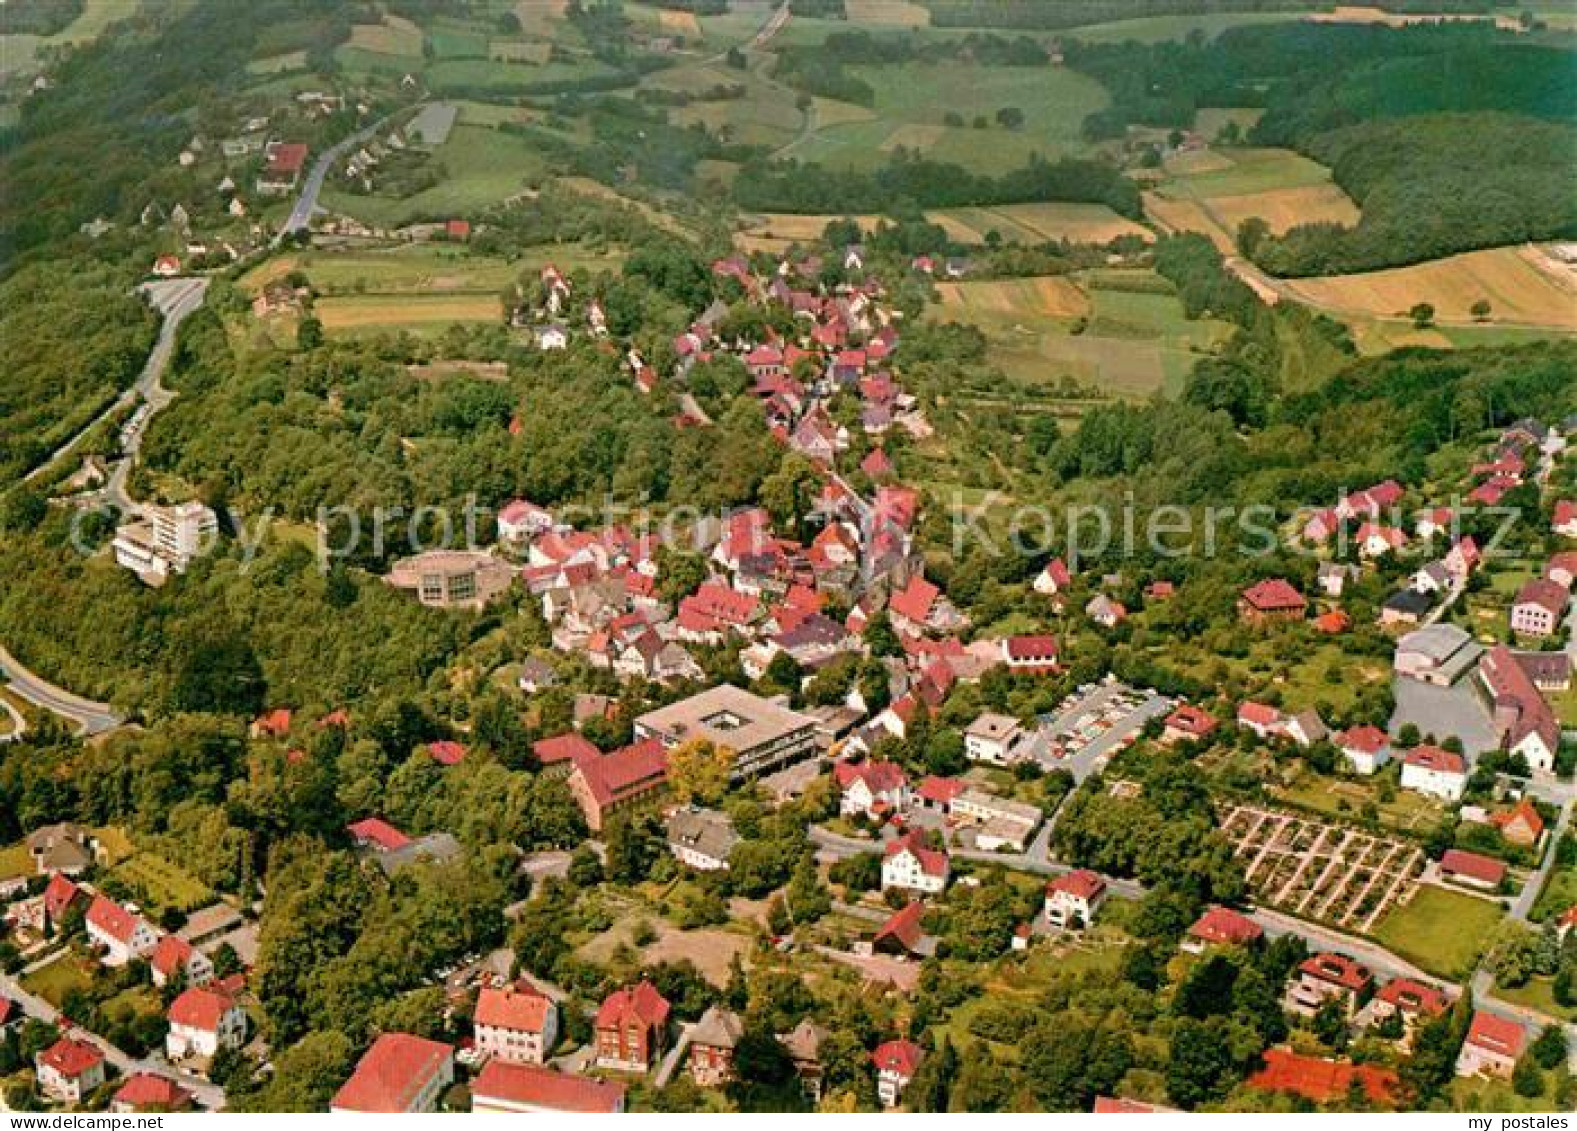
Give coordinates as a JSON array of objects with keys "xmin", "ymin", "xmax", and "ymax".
[{"xmin": 1025, "ymin": 679, "xmax": 1174, "ymax": 782}]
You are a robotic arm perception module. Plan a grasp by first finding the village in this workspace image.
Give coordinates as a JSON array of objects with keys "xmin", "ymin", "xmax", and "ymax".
[{"xmin": 4, "ymin": 0, "xmax": 1577, "ymax": 1117}]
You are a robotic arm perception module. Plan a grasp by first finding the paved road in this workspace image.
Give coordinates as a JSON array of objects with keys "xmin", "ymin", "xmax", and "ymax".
[
  {"xmin": 0, "ymin": 644, "xmax": 121, "ymax": 736},
  {"xmin": 25, "ymin": 278, "xmax": 207, "ymax": 492},
  {"xmin": 279, "ymin": 114, "xmax": 404, "ymax": 238}
]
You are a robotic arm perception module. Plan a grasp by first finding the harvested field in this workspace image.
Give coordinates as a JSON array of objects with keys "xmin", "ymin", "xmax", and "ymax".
[
  {"xmin": 1309, "ymin": 4, "xmax": 1520, "ymax": 29},
  {"xmin": 407, "ymin": 360, "xmax": 509, "ymax": 382},
  {"xmin": 1280, "ymin": 246, "xmax": 1577, "ymax": 329},
  {"xmin": 316, "ymin": 294, "xmax": 503, "ymax": 334},
  {"xmin": 813, "ymin": 97, "xmax": 879, "ymax": 129},
  {"xmin": 845, "ymin": 0, "xmax": 930, "ymax": 25},
  {"xmin": 1207, "ymin": 183, "xmax": 1361, "ymax": 237},
  {"xmin": 658, "ymin": 8, "xmax": 703, "ymax": 37},
  {"xmin": 348, "ymin": 19, "xmax": 423, "ymax": 57},
  {"xmin": 1143, "ymin": 193, "xmax": 1234, "ymax": 253},
  {"xmin": 933, "ymin": 276, "xmax": 1090, "ymax": 321}
]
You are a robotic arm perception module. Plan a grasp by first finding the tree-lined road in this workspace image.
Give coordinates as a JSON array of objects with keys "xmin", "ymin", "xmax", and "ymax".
[
  {"xmin": 0, "ymin": 645, "xmax": 122, "ymax": 736},
  {"xmin": 25, "ymin": 277, "xmax": 207, "ymax": 492}
]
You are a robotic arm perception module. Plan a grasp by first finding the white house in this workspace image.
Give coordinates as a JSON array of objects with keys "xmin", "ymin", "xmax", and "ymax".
[
  {"xmin": 1044, "ymin": 869, "xmax": 1107, "ymax": 930},
  {"xmin": 36, "ymin": 1038, "xmax": 105, "ymax": 1104},
  {"xmin": 150, "ymin": 934, "xmax": 214, "ymax": 989},
  {"xmin": 1032, "ymin": 558, "xmax": 1071, "ymax": 596},
  {"xmin": 166, "ymin": 987, "xmax": 247, "ymax": 1061},
  {"xmin": 834, "ymin": 761, "xmax": 909, "ymax": 819},
  {"xmin": 963, "ymin": 712, "xmax": 1023, "ymax": 765},
  {"xmin": 474, "ymin": 983, "xmax": 559, "ymax": 1066},
  {"xmin": 1334, "ymin": 725, "xmax": 1391, "ymax": 775},
  {"xmin": 85, "ymin": 895, "xmax": 159, "ymax": 966},
  {"xmin": 881, "ymin": 832, "xmax": 948, "ymax": 895},
  {"xmin": 872, "ymin": 1040, "xmax": 923, "ymax": 1109},
  {"xmin": 1399, "ymin": 746, "xmax": 1467, "ymax": 801}
]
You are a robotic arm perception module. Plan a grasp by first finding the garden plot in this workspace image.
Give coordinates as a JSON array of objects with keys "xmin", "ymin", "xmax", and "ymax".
[{"xmin": 1221, "ymin": 803, "xmax": 1425, "ymax": 934}]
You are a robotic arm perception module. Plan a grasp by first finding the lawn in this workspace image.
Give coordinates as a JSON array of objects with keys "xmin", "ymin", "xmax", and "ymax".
[
  {"xmin": 243, "ymin": 245, "xmax": 518, "ymax": 296},
  {"xmin": 790, "ymin": 61, "xmax": 1110, "ymax": 174},
  {"xmin": 321, "ymin": 124, "xmax": 547, "ymax": 227},
  {"xmin": 1494, "ymin": 975, "xmax": 1576, "ymax": 1023},
  {"xmin": 1272, "ymin": 767, "xmax": 1446, "ymax": 835},
  {"xmin": 21, "ymin": 955, "xmax": 97, "ymax": 1008},
  {"xmin": 1530, "ymin": 859, "xmax": 1576, "ymax": 922},
  {"xmin": 0, "ymin": 842, "xmax": 30, "ymax": 882},
  {"xmin": 110, "ymin": 853, "xmax": 214, "ymax": 914},
  {"xmin": 1372, "ymin": 885, "xmax": 1504, "ymax": 979}
]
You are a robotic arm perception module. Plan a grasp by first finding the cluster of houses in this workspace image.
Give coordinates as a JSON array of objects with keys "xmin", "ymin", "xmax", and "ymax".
[
  {"xmin": 1, "ymin": 825, "xmax": 248, "ymax": 1111},
  {"xmin": 324, "ymin": 972, "xmax": 902, "ymax": 1112}
]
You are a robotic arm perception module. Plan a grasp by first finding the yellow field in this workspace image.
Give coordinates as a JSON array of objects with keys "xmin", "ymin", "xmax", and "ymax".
[
  {"xmin": 1279, "ymin": 247, "xmax": 1577, "ymax": 329},
  {"xmin": 735, "ymin": 212, "xmax": 884, "ymax": 254},
  {"xmin": 846, "ymin": 0, "xmax": 930, "ymax": 26},
  {"xmin": 933, "ymin": 276, "xmax": 1090, "ymax": 320},
  {"xmin": 515, "ymin": 0, "xmax": 568, "ymax": 35},
  {"xmin": 1143, "ymin": 193, "xmax": 1235, "ymax": 253},
  {"xmin": 349, "ymin": 19, "xmax": 423, "ymax": 57},
  {"xmin": 316, "ymin": 294, "xmax": 503, "ymax": 333},
  {"xmin": 1309, "ymin": 5, "xmax": 1521, "ymax": 29},
  {"xmin": 1208, "ymin": 183, "xmax": 1361, "ymax": 236},
  {"xmin": 658, "ymin": 9, "xmax": 703, "ymax": 36},
  {"xmin": 814, "ymin": 97, "xmax": 879, "ymax": 129}
]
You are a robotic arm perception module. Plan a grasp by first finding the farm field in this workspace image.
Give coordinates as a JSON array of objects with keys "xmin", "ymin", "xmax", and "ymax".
[
  {"xmin": 1058, "ymin": 10, "xmax": 1307, "ymax": 43},
  {"xmin": 845, "ymin": 0, "xmax": 931, "ymax": 26},
  {"xmin": 929, "ymin": 271, "xmax": 1232, "ymax": 397},
  {"xmin": 735, "ymin": 212, "xmax": 886, "ymax": 254},
  {"xmin": 1372, "ymin": 884, "xmax": 1505, "ymax": 979},
  {"xmin": 315, "ymin": 294, "xmax": 505, "ymax": 336},
  {"xmin": 736, "ymin": 204, "xmax": 1149, "ymax": 252},
  {"xmin": 1194, "ymin": 107, "xmax": 1264, "ymax": 139},
  {"xmin": 241, "ymin": 245, "xmax": 518, "ymax": 296},
  {"xmin": 1278, "ymin": 246, "xmax": 1577, "ymax": 330},
  {"xmin": 0, "ymin": 0, "xmax": 129, "ymax": 77},
  {"xmin": 790, "ymin": 61, "xmax": 1110, "ymax": 174},
  {"xmin": 321, "ymin": 124, "xmax": 547, "ymax": 227},
  {"xmin": 667, "ymin": 66, "xmax": 809, "ymax": 150},
  {"xmin": 246, "ymin": 49, "xmax": 308, "ymax": 75},
  {"xmin": 929, "ymin": 203, "xmax": 1152, "ymax": 246},
  {"xmin": 1150, "ymin": 147, "xmax": 1360, "ymax": 245}
]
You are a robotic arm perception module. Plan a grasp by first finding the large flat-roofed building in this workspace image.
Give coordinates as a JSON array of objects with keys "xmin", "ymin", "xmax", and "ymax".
[
  {"xmin": 386, "ymin": 550, "xmax": 515, "ymax": 610},
  {"xmin": 1393, "ymin": 624, "xmax": 1483, "ymax": 686},
  {"xmin": 635, "ymin": 684, "xmax": 819, "ymax": 780},
  {"xmin": 113, "ymin": 501, "xmax": 218, "ymax": 585}
]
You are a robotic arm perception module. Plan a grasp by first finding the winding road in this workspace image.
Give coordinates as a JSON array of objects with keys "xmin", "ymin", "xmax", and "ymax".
[{"xmin": 24, "ymin": 277, "xmax": 207, "ymax": 494}]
